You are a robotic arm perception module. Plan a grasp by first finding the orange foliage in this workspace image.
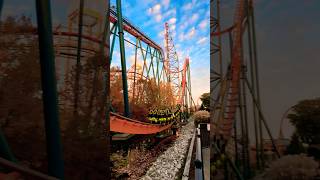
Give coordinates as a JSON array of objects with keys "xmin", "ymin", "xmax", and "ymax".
[{"xmin": 110, "ymin": 67, "xmax": 176, "ymax": 122}]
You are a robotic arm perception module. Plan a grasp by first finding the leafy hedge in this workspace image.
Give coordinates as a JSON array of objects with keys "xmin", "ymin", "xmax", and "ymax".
[{"xmin": 192, "ymin": 110, "xmax": 210, "ymax": 126}]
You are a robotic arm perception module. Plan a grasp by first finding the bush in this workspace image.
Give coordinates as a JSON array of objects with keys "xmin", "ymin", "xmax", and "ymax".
[
  {"xmin": 192, "ymin": 110, "xmax": 210, "ymax": 126},
  {"xmin": 262, "ymin": 154, "xmax": 319, "ymax": 179}
]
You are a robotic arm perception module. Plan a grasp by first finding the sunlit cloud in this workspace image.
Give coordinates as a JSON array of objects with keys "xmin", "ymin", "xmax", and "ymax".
[
  {"xmin": 197, "ymin": 37, "xmax": 207, "ymax": 45},
  {"xmin": 163, "ymin": 8, "xmax": 176, "ymax": 19},
  {"xmin": 198, "ymin": 19, "xmax": 208, "ymax": 29},
  {"xmin": 168, "ymin": 17, "xmax": 177, "ymax": 24},
  {"xmin": 179, "ymin": 27, "xmax": 196, "ymax": 41},
  {"xmin": 155, "ymin": 14, "xmax": 162, "ymax": 22},
  {"xmin": 148, "ymin": 3, "xmax": 161, "ymax": 15}
]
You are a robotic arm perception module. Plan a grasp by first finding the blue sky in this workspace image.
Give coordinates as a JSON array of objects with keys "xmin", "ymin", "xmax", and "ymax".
[{"xmin": 110, "ymin": 0, "xmax": 210, "ymax": 104}]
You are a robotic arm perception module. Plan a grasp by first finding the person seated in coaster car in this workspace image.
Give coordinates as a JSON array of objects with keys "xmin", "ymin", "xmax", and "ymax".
[{"xmin": 147, "ymin": 108, "xmax": 156, "ymax": 123}]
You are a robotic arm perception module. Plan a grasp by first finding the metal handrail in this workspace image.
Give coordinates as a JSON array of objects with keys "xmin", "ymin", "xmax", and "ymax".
[{"xmin": 195, "ymin": 128, "xmax": 204, "ymax": 180}]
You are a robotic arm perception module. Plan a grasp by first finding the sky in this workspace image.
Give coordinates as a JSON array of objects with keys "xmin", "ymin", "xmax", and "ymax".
[
  {"xmin": 4, "ymin": 0, "xmax": 317, "ymax": 139},
  {"xmin": 110, "ymin": 0, "xmax": 210, "ymax": 104},
  {"xmin": 1, "ymin": 0, "xmax": 210, "ymax": 106},
  {"xmin": 217, "ymin": 0, "xmax": 320, "ymax": 139}
]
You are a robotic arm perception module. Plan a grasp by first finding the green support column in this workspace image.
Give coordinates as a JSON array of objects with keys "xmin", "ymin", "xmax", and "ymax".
[
  {"xmin": 110, "ymin": 24, "xmax": 117, "ymax": 64},
  {"xmin": 132, "ymin": 38, "xmax": 138, "ymax": 103},
  {"xmin": 35, "ymin": 0, "xmax": 64, "ymax": 178},
  {"xmin": 0, "ymin": 129, "xmax": 17, "ymax": 163},
  {"xmin": 116, "ymin": 0, "xmax": 130, "ymax": 117}
]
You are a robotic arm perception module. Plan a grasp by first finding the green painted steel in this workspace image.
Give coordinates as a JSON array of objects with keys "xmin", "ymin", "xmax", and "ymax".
[
  {"xmin": 0, "ymin": 129, "xmax": 17, "ymax": 163},
  {"xmin": 132, "ymin": 38, "xmax": 138, "ymax": 103},
  {"xmin": 110, "ymin": 23, "xmax": 117, "ymax": 64},
  {"xmin": 116, "ymin": 0, "xmax": 130, "ymax": 117},
  {"xmin": 35, "ymin": 0, "xmax": 64, "ymax": 178}
]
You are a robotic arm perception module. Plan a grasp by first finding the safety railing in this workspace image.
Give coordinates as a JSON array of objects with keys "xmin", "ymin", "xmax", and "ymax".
[{"xmin": 195, "ymin": 127, "xmax": 204, "ymax": 180}]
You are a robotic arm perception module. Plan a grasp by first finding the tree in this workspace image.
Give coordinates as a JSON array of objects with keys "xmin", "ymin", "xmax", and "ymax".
[
  {"xmin": 287, "ymin": 98, "xmax": 320, "ymax": 145},
  {"xmin": 200, "ymin": 92, "xmax": 210, "ymax": 111},
  {"xmin": 287, "ymin": 98, "xmax": 320, "ymax": 160},
  {"xmin": 286, "ymin": 132, "xmax": 306, "ymax": 155},
  {"xmin": 0, "ymin": 15, "xmax": 43, "ymax": 135}
]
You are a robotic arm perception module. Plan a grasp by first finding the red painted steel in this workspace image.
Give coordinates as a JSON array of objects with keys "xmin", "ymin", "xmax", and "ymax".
[
  {"xmin": 217, "ymin": 0, "xmax": 246, "ymax": 138},
  {"xmin": 110, "ymin": 112, "xmax": 173, "ymax": 134},
  {"xmin": 179, "ymin": 58, "xmax": 189, "ymax": 104},
  {"xmin": 211, "ymin": 25, "xmax": 235, "ymax": 36}
]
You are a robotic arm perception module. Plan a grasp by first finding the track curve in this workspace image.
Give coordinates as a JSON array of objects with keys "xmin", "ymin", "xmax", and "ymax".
[
  {"xmin": 110, "ymin": 112, "xmax": 173, "ymax": 134},
  {"xmin": 216, "ymin": 0, "xmax": 246, "ymax": 139}
]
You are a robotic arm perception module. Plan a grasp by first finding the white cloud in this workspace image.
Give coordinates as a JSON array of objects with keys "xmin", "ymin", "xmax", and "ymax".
[
  {"xmin": 162, "ymin": 0, "xmax": 170, "ymax": 9},
  {"xmin": 170, "ymin": 24, "xmax": 176, "ymax": 31},
  {"xmin": 197, "ymin": 37, "xmax": 207, "ymax": 45},
  {"xmin": 178, "ymin": 13, "xmax": 199, "ymax": 33},
  {"xmin": 187, "ymin": 27, "xmax": 196, "ymax": 39},
  {"xmin": 198, "ymin": 19, "xmax": 208, "ymax": 29},
  {"xmin": 148, "ymin": 3, "xmax": 161, "ymax": 15},
  {"xmin": 168, "ymin": 17, "xmax": 177, "ymax": 24},
  {"xmin": 158, "ymin": 30, "xmax": 165, "ymax": 38},
  {"xmin": 182, "ymin": 0, "xmax": 197, "ymax": 11},
  {"xmin": 155, "ymin": 14, "xmax": 162, "ymax": 22},
  {"xmin": 179, "ymin": 27, "xmax": 196, "ymax": 41},
  {"xmin": 128, "ymin": 54, "xmax": 143, "ymax": 70},
  {"xmin": 191, "ymin": 14, "xmax": 199, "ymax": 23},
  {"xmin": 163, "ymin": 8, "xmax": 176, "ymax": 19}
]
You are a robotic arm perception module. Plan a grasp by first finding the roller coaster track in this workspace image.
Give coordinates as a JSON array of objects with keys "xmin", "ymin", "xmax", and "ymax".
[
  {"xmin": 215, "ymin": 0, "xmax": 246, "ymax": 139},
  {"xmin": 108, "ymin": 7, "xmax": 192, "ymax": 134},
  {"xmin": 109, "ymin": 60, "xmax": 190, "ymax": 135},
  {"xmin": 211, "ymin": 1, "xmax": 280, "ymax": 178},
  {"xmin": 1, "ymin": 6, "xmax": 192, "ymax": 137},
  {"xmin": 52, "ymin": 7, "xmax": 192, "ymax": 135},
  {"xmin": 110, "ymin": 112, "xmax": 173, "ymax": 134}
]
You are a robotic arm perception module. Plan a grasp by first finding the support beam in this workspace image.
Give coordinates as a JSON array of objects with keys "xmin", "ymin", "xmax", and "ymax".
[
  {"xmin": 35, "ymin": 0, "xmax": 64, "ymax": 178},
  {"xmin": 246, "ymin": 0, "xmax": 261, "ymax": 169},
  {"xmin": 73, "ymin": 0, "xmax": 84, "ymax": 123},
  {"xmin": 244, "ymin": 78, "xmax": 281, "ymax": 158},
  {"xmin": 116, "ymin": 0, "xmax": 130, "ymax": 117}
]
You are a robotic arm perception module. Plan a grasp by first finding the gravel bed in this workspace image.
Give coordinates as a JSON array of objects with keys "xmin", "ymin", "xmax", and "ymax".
[{"xmin": 140, "ymin": 120, "xmax": 195, "ymax": 180}]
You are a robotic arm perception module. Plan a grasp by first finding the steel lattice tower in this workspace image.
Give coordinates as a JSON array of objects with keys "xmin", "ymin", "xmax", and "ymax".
[{"xmin": 164, "ymin": 22, "xmax": 181, "ymax": 103}]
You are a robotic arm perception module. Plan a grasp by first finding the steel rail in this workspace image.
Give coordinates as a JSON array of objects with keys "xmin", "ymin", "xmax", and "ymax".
[{"xmin": 109, "ymin": 8, "xmax": 164, "ymax": 56}]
